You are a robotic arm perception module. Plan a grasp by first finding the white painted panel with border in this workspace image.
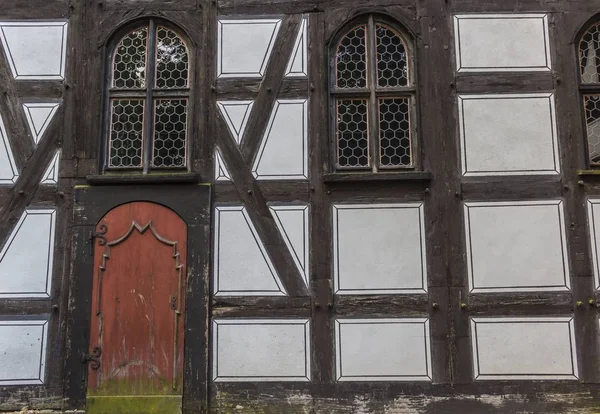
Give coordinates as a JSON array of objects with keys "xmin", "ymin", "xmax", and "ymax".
[
  {"xmin": 335, "ymin": 318, "xmax": 432, "ymax": 381},
  {"xmin": 333, "ymin": 203, "xmax": 427, "ymax": 295},
  {"xmin": 454, "ymin": 14, "xmax": 551, "ymax": 72},
  {"xmin": 0, "ymin": 209, "xmax": 57, "ymax": 298},
  {"xmin": 252, "ymin": 99, "xmax": 308, "ymax": 180},
  {"xmin": 212, "ymin": 318, "xmax": 311, "ymax": 382},
  {"xmin": 458, "ymin": 93, "xmax": 559, "ymax": 176},
  {"xmin": 464, "ymin": 200, "xmax": 569, "ymax": 293},
  {"xmin": 0, "ymin": 22, "xmax": 68, "ymax": 80},
  {"xmin": 213, "ymin": 205, "xmax": 286, "ymax": 296},
  {"xmin": 0, "ymin": 319, "xmax": 49, "ymax": 385},
  {"xmin": 586, "ymin": 198, "xmax": 600, "ymax": 290},
  {"xmin": 471, "ymin": 317, "xmax": 578, "ymax": 380},
  {"xmin": 217, "ymin": 19, "xmax": 281, "ymax": 78}
]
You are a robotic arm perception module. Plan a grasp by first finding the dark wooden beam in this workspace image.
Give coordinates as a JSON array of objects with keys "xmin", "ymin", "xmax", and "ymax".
[
  {"xmin": 455, "ymin": 72, "xmax": 555, "ymax": 94},
  {"xmin": 216, "ymin": 78, "xmax": 308, "ymax": 100},
  {"xmin": 212, "ymin": 296, "xmax": 311, "ymax": 317}
]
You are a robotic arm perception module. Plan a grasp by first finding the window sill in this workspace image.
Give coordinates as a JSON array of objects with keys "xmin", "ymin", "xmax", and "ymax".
[
  {"xmin": 86, "ymin": 173, "xmax": 201, "ymax": 185},
  {"xmin": 323, "ymin": 171, "xmax": 432, "ymax": 183},
  {"xmin": 577, "ymin": 169, "xmax": 600, "ymax": 177}
]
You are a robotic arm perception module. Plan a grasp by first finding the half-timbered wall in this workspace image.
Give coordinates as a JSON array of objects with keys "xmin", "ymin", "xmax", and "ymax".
[{"xmin": 2, "ymin": 0, "xmax": 600, "ymax": 413}]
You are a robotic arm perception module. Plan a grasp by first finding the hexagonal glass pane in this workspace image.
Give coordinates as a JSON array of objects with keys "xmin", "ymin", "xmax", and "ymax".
[
  {"xmin": 376, "ymin": 24, "xmax": 408, "ymax": 88},
  {"xmin": 108, "ymin": 99, "xmax": 144, "ymax": 168},
  {"xmin": 112, "ymin": 28, "xmax": 147, "ymax": 89},
  {"xmin": 336, "ymin": 99, "xmax": 369, "ymax": 168},
  {"xmin": 152, "ymin": 99, "xmax": 187, "ymax": 168},
  {"xmin": 379, "ymin": 98, "xmax": 411, "ymax": 167},
  {"xmin": 336, "ymin": 26, "xmax": 367, "ymax": 89},
  {"xmin": 580, "ymin": 22, "xmax": 600, "ymax": 84},
  {"xmin": 585, "ymin": 94, "xmax": 600, "ymax": 164},
  {"xmin": 156, "ymin": 26, "xmax": 189, "ymax": 89}
]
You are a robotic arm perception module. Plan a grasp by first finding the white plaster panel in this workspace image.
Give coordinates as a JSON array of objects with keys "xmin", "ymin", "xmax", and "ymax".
[
  {"xmin": 471, "ymin": 317, "xmax": 578, "ymax": 380},
  {"xmin": 285, "ymin": 17, "xmax": 307, "ymax": 77},
  {"xmin": 333, "ymin": 203, "xmax": 427, "ymax": 295},
  {"xmin": 454, "ymin": 14, "xmax": 551, "ymax": 72},
  {"xmin": 41, "ymin": 151, "xmax": 59, "ymax": 185},
  {"xmin": 215, "ymin": 150, "xmax": 231, "ymax": 182},
  {"xmin": 0, "ymin": 22, "xmax": 68, "ymax": 80},
  {"xmin": 252, "ymin": 99, "xmax": 308, "ymax": 180},
  {"xmin": 0, "ymin": 209, "xmax": 56, "ymax": 298},
  {"xmin": 269, "ymin": 204, "xmax": 309, "ymax": 287},
  {"xmin": 586, "ymin": 199, "xmax": 600, "ymax": 290},
  {"xmin": 458, "ymin": 93, "xmax": 559, "ymax": 176},
  {"xmin": 213, "ymin": 206, "xmax": 286, "ymax": 296},
  {"xmin": 212, "ymin": 319, "xmax": 311, "ymax": 381},
  {"xmin": 217, "ymin": 19, "xmax": 281, "ymax": 78},
  {"xmin": 217, "ymin": 100, "xmax": 253, "ymax": 145},
  {"xmin": 335, "ymin": 318, "xmax": 432, "ymax": 381},
  {"xmin": 23, "ymin": 103, "xmax": 59, "ymax": 144},
  {"xmin": 464, "ymin": 200, "xmax": 569, "ymax": 293},
  {"xmin": 0, "ymin": 115, "xmax": 17, "ymax": 185},
  {"xmin": 0, "ymin": 319, "xmax": 48, "ymax": 385}
]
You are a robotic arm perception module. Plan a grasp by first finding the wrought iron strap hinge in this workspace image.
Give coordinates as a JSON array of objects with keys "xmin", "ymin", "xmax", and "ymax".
[
  {"xmin": 89, "ymin": 224, "xmax": 108, "ymax": 255},
  {"xmin": 81, "ymin": 346, "xmax": 102, "ymax": 370}
]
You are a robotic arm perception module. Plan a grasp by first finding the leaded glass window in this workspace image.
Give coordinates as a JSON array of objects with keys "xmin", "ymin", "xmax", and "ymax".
[
  {"xmin": 106, "ymin": 21, "xmax": 190, "ymax": 171},
  {"xmin": 331, "ymin": 16, "xmax": 415, "ymax": 171},
  {"xmin": 579, "ymin": 21, "xmax": 600, "ymax": 165}
]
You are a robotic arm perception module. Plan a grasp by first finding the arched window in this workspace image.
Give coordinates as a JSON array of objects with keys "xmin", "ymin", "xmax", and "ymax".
[
  {"xmin": 331, "ymin": 15, "xmax": 415, "ymax": 172},
  {"xmin": 105, "ymin": 21, "xmax": 190, "ymax": 172},
  {"xmin": 579, "ymin": 21, "xmax": 600, "ymax": 165}
]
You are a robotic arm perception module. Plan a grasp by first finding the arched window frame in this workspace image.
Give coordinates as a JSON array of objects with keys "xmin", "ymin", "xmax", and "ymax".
[
  {"xmin": 329, "ymin": 14, "xmax": 418, "ymax": 173},
  {"xmin": 578, "ymin": 17, "xmax": 600, "ymax": 167},
  {"xmin": 101, "ymin": 19, "xmax": 192, "ymax": 173}
]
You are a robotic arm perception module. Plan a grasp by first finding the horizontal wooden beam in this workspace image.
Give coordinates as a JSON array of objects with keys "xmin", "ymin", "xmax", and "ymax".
[
  {"xmin": 212, "ymin": 297, "xmax": 311, "ymax": 317},
  {"xmin": 216, "ymin": 79, "xmax": 308, "ymax": 100},
  {"xmin": 335, "ymin": 294, "xmax": 430, "ymax": 317},
  {"xmin": 468, "ymin": 292, "xmax": 574, "ymax": 316},
  {"xmin": 214, "ymin": 181, "xmax": 310, "ymax": 203},
  {"xmin": 455, "ymin": 72, "xmax": 555, "ymax": 94},
  {"xmin": 460, "ymin": 175, "xmax": 562, "ymax": 201},
  {"xmin": 218, "ymin": 0, "xmax": 415, "ymax": 15}
]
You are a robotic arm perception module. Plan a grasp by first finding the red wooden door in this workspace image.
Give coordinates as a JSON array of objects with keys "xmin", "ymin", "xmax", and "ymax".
[{"xmin": 87, "ymin": 202, "xmax": 186, "ymax": 397}]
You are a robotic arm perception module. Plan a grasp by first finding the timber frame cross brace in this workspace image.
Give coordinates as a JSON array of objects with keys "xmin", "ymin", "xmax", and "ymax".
[{"xmin": 215, "ymin": 14, "xmax": 308, "ymax": 297}]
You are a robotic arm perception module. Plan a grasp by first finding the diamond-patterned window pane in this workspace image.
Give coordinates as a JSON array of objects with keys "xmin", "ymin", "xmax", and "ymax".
[
  {"xmin": 109, "ymin": 100, "xmax": 144, "ymax": 168},
  {"xmin": 336, "ymin": 99, "xmax": 369, "ymax": 168},
  {"xmin": 585, "ymin": 95, "xmax": 600, "ymax": 164},
  {"xmin": 376, "ymin": 24, "xmax": 408, "ymax": 88},
  {"xmin": 379, "ymin": 98, "xmax": 411, "ymax": 167},
  {"xmin": 156, "ymin": 27, "xmax": 189, "ymax": 89},
  {"xmin": 152, "ymin": 99, "xmax": 187, "ymax": 168},
  {"xmin": 580, "ymin": 23, "xmax": 600, "ymax": 84},
  {"xmin": 113, "ymin": 28, "xmax": 148, "ymax": 89},
  {"xmin": 336, "ymin": 26, "xmax": 367, "ymax": 89}
]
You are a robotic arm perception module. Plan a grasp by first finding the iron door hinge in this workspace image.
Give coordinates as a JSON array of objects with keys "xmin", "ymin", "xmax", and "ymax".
[
  {"xmin": 81, "ymin": 346, "xmax": 102, "ymax": 370},
  {"xmin": 89, "ymin": 224, "xmax": 108, "ymax": 255}
]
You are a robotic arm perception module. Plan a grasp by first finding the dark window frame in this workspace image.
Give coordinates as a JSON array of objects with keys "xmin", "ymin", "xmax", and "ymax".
[
  {"xmin": 101, "ymin": 19, "xmax": 192, "ymax": 174},
  {"xmin": 328, "ymin": 14, "xmax": 419, "ymax": 174}
]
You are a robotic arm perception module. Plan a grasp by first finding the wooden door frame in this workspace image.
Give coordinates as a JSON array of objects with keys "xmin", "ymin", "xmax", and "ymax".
[{"xmin": 64, "ymin": 184, "xmax": 211, "ymax": 412}]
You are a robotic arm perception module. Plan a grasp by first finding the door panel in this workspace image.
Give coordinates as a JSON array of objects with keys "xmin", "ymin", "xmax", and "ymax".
[{"xmin": 87, "ymin": 201, "xmax": 186, "ymax": 399}]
